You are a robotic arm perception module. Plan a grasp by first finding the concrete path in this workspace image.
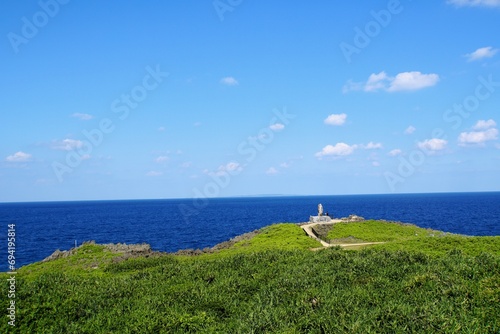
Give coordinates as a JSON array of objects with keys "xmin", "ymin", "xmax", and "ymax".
[
  {"xmin": 301, "ymin": 220, "xmax": 341, "ymax": 247},
  {"xmin": 300, "ymin": 220, "xmax": 385, "ymax": 250}
]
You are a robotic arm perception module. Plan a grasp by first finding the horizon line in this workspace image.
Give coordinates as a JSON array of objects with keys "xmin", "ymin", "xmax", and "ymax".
[{"xmin": 1, "ymin": 190, "xmax": 499, "ymax": 204}]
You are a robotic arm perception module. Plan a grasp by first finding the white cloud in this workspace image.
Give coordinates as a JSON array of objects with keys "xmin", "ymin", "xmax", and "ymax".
[
  {"xmin": 51, "ymin": 139, "xmax": 85, "ymax": 151},
  {"xmin": 72, "ymin": 113, "xmax": 93, "ymax": 121},
  {"xmin": 372, "ymin": 161, "xmax": 381, "ymax": 167},
  {"xmin": 458, "ymin": 120, "xmax": 498, "ymax": 145},
  {"xmin": 473, "ymin": 119, "xmax": 496, "ymax": 130},
  {"xmin": 417, "ymin": 138, "xmax": 448, "ymax": 151},
  {"xmin": 220, "ymin": 76, "xmax": 239, "ymax": 86},
  {"xmin": 155, "ymin": 156, "xmax": 169, "ymax": 163},
  {"xmin": 343, "ymin": 71, "xmax": 439, "ymax": 93},
  {"xmin": 315, "ymin": 143, "xmax": 356, "ymax": 158},
  {"xmin": 324, "ymin": 113, "xmax": 347, "ymax": 126},
  {"xmin": 388, "ymin": 149, "xmax": 403, "ymax": 156},
  {"xmin": 266, "ymin": 167, "xmax": 278, "ymax": 175},
  {"xmin": 342, "ymin": 80, "xmax": 363, "ymax": 93},
  {"xmin": 181, "ymin": 162, "xmax": 192, "ymax": 168},
  {"xmin": 448, "ymin": 0, "xmax": 500, "ymax": 7},
  {"xmin": 458, "ymin": 128, "xmax": 498, "ymax": 145},
  {"xmin": 212, "ymin": 161, "xmax": 243, "ymax": 176},
  {"xmin": 269, "ymin": 123, "xmax": 285, "ymax": 131},
  {"xmin": 280, "ymin": 162, "xmax": 291, "ymax": 168},
  {"xmin": 146, "ymin": 171, "xmax": 163, "ymax": 177},
  {"xmin": 365, "ymin": 71, "xmax": 389, "ymax": 92},
  {"xmin": 225, "ymin": 162, "xmax": 241, "ymax": 172},
  {"xmin": 465, "ymin": 46, "xmax": 498, "ymax": 62},
  {"xmin": 404, "ymin": 125, "xmax": 416, "ymax": 134},
  {"xmin": 362, "ymin": 142, "xmax": 383, "ymax": 149},
  {"xmin": 388, "ymin": 72, "xmax": 440, "ymax": 92},
  {"xmin": 6, "ymin": 151, "xmax": 32, "ymax": 162},
  {"xmin": 315, "ymin": 141, "xmax": 382, "ymax": 158}
]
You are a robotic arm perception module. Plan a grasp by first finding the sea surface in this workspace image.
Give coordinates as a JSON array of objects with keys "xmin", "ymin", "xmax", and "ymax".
[{"xmin": 1, "ymin": 192, "xmax": 499, "ymax": 271}]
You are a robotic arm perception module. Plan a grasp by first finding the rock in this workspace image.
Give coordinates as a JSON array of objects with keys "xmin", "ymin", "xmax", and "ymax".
[
  {"xmin": 42, "ymin": 249, "xmax": 70, "ymax": 262},
  {"xmin": 341, "ymin": 214, "xmax": 365, "ymax": 222},
  {"xmin": 309, "ymin": 215, "xmax": 332, "ymax": 223}
]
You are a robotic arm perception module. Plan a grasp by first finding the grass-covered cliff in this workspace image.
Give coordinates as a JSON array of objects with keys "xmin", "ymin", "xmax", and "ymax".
[{"xmin": 1, "ymin": 221, "xmax": 499, "ymax": 333}]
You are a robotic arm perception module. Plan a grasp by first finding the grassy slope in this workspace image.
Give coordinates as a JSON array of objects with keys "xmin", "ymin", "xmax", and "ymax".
[
  {"xmin": 211, "ymin": 223, "xmax": 323, "ymax": 256},
  {"xmin": 328, "ymin": 220, "xmax": 500, "ymax": 256},
  {"xmin": 1, "ymin": 222, "xmax": 499, "ymax": 333},
  {"xmin": 19, "ymin": 243, "xmax": 122, "ymax": 279}
]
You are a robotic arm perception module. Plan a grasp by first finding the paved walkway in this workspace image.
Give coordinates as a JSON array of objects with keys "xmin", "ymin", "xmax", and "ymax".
[{"xmin": 300, "ymin": 220, "xmax": 385, "ymax": 250}]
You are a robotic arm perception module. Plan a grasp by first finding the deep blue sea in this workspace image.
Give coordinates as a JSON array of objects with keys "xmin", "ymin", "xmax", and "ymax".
[{"xmin": 1, "ymin": 192, "xmax": 499, "ymax": 271}]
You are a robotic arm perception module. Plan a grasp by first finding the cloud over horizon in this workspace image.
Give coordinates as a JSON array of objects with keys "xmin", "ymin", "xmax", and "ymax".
[
  {"xmin": 405, "ymin": 125, "xmax": 416, "ymax": 135},
  {"xmin": 465, "ymin": 46, "xmax": 498, "ymax": 61},
  {"xmin": 51, "ymin": 139, "xmax": 85, "ymax": 151},
  {"xmin": 315, "ymin": 143, "xmax": 356, "ymax": 158},
  {"xmin": 220, "ymin": 76, "xmax": 239, "ymax": 86},
  {"xmin": 269, "ymin": 123, "xmax": 285, "ymax": 131},
  {"xmin": 71, "ymin": 113, "xmax": 94, "ymax": 121},
  {"xmin": 315, "ymin": 141, "xmax": 382, "ymax": 159},
  {"xmin": 448, "ymin": 0, "xmax": 500, "ymax": 7},
  {"xmin": 343, "ymin": 71, "xmax": 439, "ymax": 93},
  {"xmin": 266, "ymin": 167, "xmax": 278, "ymax": 175},
  {"xmin": 458, "ymin": 119, "xmax": 498, "ymax": 145},
  {"xmin": 417, "ymin": 138, "xmax": 448, "ymax": 151},
  {"xmin": 6, "ymin": 151, "xmax": 32, "ymax": 162},
  {"xmin": 388, "ymin": 149, "xmax": 403, "ymax": 156},
  {"xmin": 324, "ymin": 113, "xmax": 347, "ymax": 126}
]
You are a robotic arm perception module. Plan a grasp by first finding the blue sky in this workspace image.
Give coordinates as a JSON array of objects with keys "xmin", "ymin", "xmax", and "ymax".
[{"xmin": 1, "ymin": 0, "xmax": 499, "ymax": 202}]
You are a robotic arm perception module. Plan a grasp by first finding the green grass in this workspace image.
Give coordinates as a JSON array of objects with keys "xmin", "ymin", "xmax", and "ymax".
[
  {"xmin": 220, "ymin": 223, "xmax": 322, "ymax": 253},
  {"xmin": 1, "ymin": 222, "xmax": 499, "ymax": 333},
  {"xmin": 327, "ymin": 220, "xmax": 439, "ymax": 242},
  {"xmin": 18, "ymin": 243, "xmax": 125, "ymax": 279},
  {"xmin": 327, "ymin": 220, "xmax": 500, "ymax": 256}
]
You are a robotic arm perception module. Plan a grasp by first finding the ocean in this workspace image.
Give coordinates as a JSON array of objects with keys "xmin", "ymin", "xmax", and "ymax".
[{"xmin": 1, "ymin": 192, "xmax": 499, "ymax": 271}]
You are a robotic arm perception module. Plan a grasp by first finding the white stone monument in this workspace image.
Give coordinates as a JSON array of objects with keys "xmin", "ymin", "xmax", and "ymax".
[
  {"xmin": 309, "ymin": 203, "xmax": 331, "ymax": 223},
  {"xmin": 318, "ymin": 203, "xmax": 323, "ymax": 217}
]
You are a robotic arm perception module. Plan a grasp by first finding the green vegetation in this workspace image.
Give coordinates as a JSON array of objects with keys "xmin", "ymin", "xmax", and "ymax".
[
  {"xmin": 328, "ymin": 220, "xmax": 440, "ymax": 242},
  {"xmin": 328, "ymin": 220, "xmax": 500, "ymax": 256},
  {"xmin": 215, "ymin": 223, "xmax": 322, "ymax": 255},
  {"xmin": 19, "ymin": 243, "xmax": 120, "ymax": 279},
  {"xmin": 1, "ymin": 222, "xmax": 499, "ymax": 333}
]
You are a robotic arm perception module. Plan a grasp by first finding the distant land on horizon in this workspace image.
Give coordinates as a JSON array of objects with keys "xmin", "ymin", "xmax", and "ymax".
[{"xmin": 1, "ymin": 190, "xmax": 500, "ymax": 204}]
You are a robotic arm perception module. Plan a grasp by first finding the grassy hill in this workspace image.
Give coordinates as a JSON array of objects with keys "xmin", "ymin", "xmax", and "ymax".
[{"xmin": 1, "ymin": 222, "xmax": 499, "ymax": 333}]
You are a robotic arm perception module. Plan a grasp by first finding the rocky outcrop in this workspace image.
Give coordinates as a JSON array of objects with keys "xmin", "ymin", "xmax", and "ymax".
[
  {"xmin": 309, "ymin": 215, "xmax": 333, "ymax": 223},
  {"xmin": 172, "ymin": 229, "xmax": 261, "ymax": 255},
  {"xmin": 42, "ymin": 241, "xmax": 155, "ymax": 263},
  {"xmin": 341, "ymin": 214, "xmax": 365, "ymax": 222}
]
